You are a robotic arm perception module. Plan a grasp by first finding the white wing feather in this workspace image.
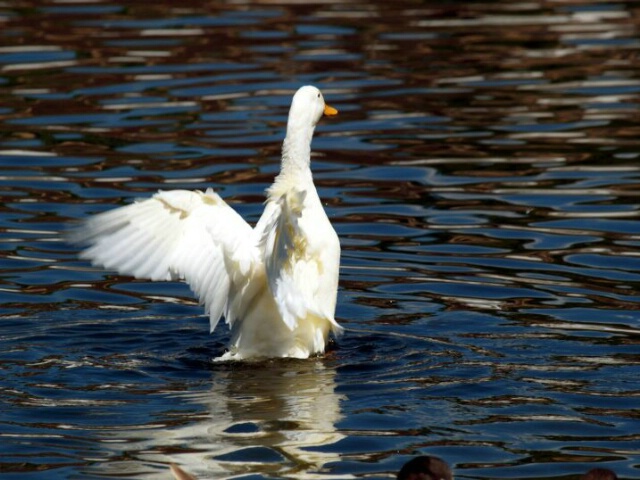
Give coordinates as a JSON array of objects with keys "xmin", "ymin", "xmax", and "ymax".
[
  {"xmin": 261, "ymin": 188, "xmax": 340, "ymax": 332},
  {"xmin": 69, "ymin": 189, "xmax": 256, "ymax": 332}
]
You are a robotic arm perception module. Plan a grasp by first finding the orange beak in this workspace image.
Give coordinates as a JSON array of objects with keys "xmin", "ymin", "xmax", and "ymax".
[{"xmin": 323, "ymin": 104, "xmax": 338, "ymax": 116}]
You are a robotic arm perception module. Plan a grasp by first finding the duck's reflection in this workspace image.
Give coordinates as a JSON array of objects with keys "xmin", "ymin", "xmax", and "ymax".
[
  {"xmin": 177, "ymin": 359, "xmax": 345, "ymax": 478},
  {"xmin": 92, "ymin": 359, "xmax": 345, "ymax": 479}
]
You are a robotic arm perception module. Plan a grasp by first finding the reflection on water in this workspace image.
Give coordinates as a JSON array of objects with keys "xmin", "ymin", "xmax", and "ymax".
[
  {"xmin": 1, "ymin": 0, "xmax": 640, "ymax": 479},
  {"xmin": 87, "ymin": 360, "xmax": 344, "ymax": 479}
]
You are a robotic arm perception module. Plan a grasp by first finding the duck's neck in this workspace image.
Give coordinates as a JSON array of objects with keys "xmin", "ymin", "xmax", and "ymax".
[{"xmin": 280, "ymin": 123, "xmax": 315, "ymax": 177}]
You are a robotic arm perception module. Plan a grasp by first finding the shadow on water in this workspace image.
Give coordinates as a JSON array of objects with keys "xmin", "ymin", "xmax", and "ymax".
[{"xmin": 1, "ymin": 0, "xmax": 640, "ymax": 479}]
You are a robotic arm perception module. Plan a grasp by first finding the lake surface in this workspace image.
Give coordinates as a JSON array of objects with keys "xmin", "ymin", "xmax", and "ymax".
[{"xmin": 1, "ymin": 1, "xmax": 640, "ymax": 479}]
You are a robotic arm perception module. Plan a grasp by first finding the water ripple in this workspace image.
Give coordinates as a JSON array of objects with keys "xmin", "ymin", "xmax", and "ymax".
[{"xmin": 1, "ymin": 0, "xmax": 640, "ymax": 479}]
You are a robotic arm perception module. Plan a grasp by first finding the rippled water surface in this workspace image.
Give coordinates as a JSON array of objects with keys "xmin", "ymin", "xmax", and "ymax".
[{"xmin": 2, "ymin": 1, "xmax": 640, "ymax": 479}]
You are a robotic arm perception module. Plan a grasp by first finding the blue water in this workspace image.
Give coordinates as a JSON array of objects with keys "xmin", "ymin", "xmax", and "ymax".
[{"xmin": 1, "ymin": 1, "xmax": 640, "ymax": 479}]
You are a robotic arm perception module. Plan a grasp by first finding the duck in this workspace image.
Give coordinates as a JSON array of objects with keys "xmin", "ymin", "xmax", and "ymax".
[
  {"xmin": 70, "ymin": 86, "xmax": 342, "ymax": 360},
  {"xmin": 581, "ymin": 468, "xmax": 618, "ymax": 480},
  {"xmin": 397, "ymin": 455, "xmax": 453, "ymax": 480}
]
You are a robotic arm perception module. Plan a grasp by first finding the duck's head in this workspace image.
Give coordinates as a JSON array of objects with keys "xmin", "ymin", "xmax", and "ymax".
[{"xmin": 287, "ymin": 85, "xmax": 337, "ymax": 131}]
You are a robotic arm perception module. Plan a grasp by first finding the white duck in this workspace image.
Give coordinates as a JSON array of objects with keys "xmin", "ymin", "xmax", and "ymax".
[{"xmin": 70, "ymin": 86, "xmax": 342, "ymax": 360}]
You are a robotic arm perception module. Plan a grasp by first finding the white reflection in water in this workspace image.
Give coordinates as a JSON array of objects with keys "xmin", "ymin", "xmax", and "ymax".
[{"xmin": 89, "ymin": 360, "xmax": 346, "ymax": 479}]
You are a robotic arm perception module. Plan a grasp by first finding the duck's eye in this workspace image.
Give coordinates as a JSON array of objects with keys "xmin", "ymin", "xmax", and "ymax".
[{"xmin": 317, "ymin": 93, "xmax": 321, "ymax": 98}]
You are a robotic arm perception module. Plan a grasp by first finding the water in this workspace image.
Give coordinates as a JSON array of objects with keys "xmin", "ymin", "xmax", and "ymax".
[{"xmin": 1, "ymin": 0, "xmax": 640, "ymax": 478}]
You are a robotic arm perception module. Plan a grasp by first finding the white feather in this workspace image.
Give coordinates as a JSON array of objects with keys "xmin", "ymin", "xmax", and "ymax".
[{"xmin": 70, "ymin": 86, "xmax": 341, "ymax": 359}]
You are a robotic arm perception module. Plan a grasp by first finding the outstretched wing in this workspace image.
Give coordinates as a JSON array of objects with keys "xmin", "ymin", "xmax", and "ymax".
[
  {"xmin": 68, "ymin": 189, "xmax": 256, "ymax": 332},
  {"xmin": 259, "ymin": 189, "xmax": 341, "ymax": 332}
]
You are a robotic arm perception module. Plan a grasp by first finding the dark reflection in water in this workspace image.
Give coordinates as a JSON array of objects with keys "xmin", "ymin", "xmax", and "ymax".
[{"xmin": 1, "ymin": 0, "xmax": 640, "ymax": 479}]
